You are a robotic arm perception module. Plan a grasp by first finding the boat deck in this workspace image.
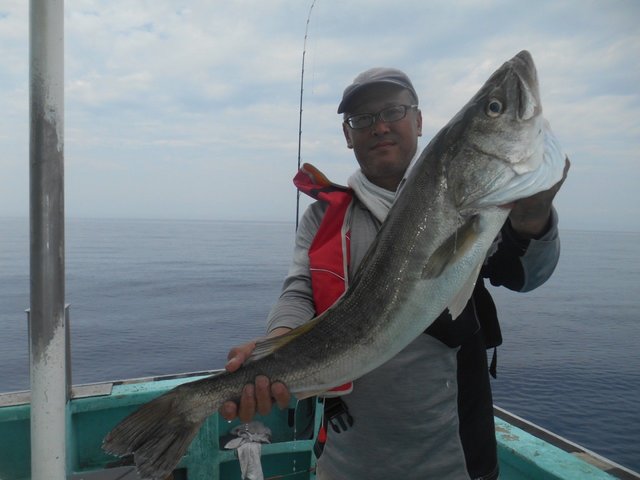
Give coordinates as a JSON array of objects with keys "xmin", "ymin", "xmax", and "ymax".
[{"xmin": 1, "ymin": 372, "xmax": 638, "ymax": 480}]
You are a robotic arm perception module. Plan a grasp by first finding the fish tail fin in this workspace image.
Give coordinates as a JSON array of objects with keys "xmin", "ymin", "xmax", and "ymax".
[{"xmin": 103, "ymin": 388, "xmax": 205, "ymax": 479}]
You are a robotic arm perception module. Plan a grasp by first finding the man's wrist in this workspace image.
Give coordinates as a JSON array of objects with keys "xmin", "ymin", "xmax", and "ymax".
[{"xmin": 508, "ymin": 211, "xmax": 552, "ymax": 240}]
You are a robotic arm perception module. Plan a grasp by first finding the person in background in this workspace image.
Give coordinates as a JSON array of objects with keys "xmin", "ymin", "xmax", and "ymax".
[{"xmin": 221, "ymin": 67, "xmax": 570, "ymax": 479}]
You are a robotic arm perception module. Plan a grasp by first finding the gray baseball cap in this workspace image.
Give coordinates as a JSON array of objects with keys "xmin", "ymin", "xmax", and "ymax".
[{"xmin": 337, "ymin": 67, "xmax": 418, "ymax": 114}]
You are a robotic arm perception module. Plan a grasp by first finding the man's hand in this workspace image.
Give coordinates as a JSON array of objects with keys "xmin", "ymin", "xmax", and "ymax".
[
  {"xmin": 508, "ymin": 156, "xmax": 571, "ymax": 239},
  {"xmin": 219, "ymin": 328, "xmax": 292, "ymax": 423}
]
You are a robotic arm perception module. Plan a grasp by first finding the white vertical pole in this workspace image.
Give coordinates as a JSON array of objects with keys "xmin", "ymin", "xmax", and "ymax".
[{"xmin": 29, "ymin": 0, "xmax": 67, "ymax": 478}]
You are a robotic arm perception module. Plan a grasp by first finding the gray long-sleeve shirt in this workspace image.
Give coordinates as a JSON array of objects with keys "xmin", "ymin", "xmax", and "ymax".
[{"xmin": 267, "ymin": 196, "xmax": 560, "ymax": 479}]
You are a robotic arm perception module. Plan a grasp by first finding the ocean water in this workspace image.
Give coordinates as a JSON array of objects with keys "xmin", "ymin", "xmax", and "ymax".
[{"xmin": 1, "ymin": 217, "xmax": 639, "ymax": 472}]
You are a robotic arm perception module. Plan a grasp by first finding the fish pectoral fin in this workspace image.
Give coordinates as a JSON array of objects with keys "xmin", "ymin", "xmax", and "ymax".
[
  {"xmin": 246, "ymin": 317, "xmax": 322, "ymax": 363},
  {"xmin": 447, "ymin": 262, "xmax": 482, "ymax": 319},
  {"xmin": 422, "ymin": 215, "xmax": 481, "ymax": 279}
]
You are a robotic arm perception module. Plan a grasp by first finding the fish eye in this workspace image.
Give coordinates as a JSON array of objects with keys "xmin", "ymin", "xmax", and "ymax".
[{"xmin": 486, "ymin": 99, "xmax": 503, "ymax": 117}]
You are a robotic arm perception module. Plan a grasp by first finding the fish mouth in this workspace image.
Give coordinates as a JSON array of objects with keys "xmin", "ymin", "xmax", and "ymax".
[
  {"xmin": 498, "ymin": 50, "xmax": 545, "ymax": 174},
  {"xmin": 512, "ymin": 50, "xmax": 541, "ymax": 121}
]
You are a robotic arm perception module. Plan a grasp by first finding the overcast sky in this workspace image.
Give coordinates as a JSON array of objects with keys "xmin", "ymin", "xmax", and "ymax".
[{"xmin": 1, "ymin": 0, "xmax": 638, "ymax": 232}]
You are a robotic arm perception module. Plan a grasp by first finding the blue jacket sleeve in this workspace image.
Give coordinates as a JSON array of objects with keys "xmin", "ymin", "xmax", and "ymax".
[{"xmin": 481, "ymin": 207, "xmax": 560, "ymax": 292}]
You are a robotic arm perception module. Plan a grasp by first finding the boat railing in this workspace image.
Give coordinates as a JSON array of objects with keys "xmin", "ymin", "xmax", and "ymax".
[{"xmin": 0, "ymin": 370, "xmax": 322, "ymax": 480}]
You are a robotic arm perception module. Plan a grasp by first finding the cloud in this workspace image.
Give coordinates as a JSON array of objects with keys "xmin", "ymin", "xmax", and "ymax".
[{"xmin": 1, "ymin": 0, "xmax": 639, "ymax": 231}]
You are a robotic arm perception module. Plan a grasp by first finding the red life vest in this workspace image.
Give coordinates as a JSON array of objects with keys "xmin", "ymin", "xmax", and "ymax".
[
  {"xmin": 294, "ymin": 163, "xmax": 354, "ymax": 314},
  {"xmin": 295, "ymin": 164, "xmax": 356, "ymax": 451},
  {"xmin": 294, "ymin": 163, "xmax": 355, "ymax": 399}
]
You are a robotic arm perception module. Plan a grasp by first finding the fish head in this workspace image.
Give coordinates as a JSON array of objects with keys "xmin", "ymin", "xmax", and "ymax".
[
  {"xmin": 467, "ymin": 50, "xmax": 543, "ymax": 171},
  {"xmin": 442, "ymin": 50, "xmax": 563, "ymax": 210}
]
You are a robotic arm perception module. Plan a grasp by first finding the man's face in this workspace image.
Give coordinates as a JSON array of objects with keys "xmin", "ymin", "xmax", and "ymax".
[{"xmin": 342, "ymin": 84, "xmax": 422, "ymax": 191}]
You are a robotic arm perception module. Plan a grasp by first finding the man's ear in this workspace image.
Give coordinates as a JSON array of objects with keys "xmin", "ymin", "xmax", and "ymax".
[
  {"xmin": 342, "ymin": 122, "xmax": 354, "ymax": 149},
  {"xmin": 416, "ymin": 109, "xmax": 423, "ymax": 137}
]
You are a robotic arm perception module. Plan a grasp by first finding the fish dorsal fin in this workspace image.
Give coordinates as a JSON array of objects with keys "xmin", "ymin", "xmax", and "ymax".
[
  {"xmin": 448, "ymin": 262, "xmax": 482, "ymax": 319},
  {"xmin": 422, "ymin": 215, "xmax": 481, "ymax": 279},
  {"xmin": 246, "ymin": 316, "xmax": 322, "ymax": 363}
]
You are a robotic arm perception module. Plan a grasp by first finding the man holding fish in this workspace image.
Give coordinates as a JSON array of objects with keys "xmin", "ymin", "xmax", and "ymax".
[
  {"xmin": 104, "ymin": 51, "xmax": 570, "ymax": 480},
  {"xmin": 223, "ymin": 57, "xmax": 569, "ymax": 479}
]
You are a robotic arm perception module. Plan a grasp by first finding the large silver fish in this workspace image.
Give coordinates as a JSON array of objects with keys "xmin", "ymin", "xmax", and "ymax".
[{"xmin": 103, "ymin": 50, "xmax": 565, "ymax": 479}]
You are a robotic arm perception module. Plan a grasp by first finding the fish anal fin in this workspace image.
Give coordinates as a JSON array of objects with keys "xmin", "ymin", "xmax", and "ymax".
[
  {"xmin": 246, "ymin": 316, "xmax": 322, "ymax": 363},
  {"xmin": 294, "ymin": 381, "xmax": 353, "ymax": 400},
  {"xmin": 294, "ymin": 389, "xmax": 327, "ymax": 401},
  {"xmin": 422, "ymin": 215, "xmax": 481, "ymax": 279}
]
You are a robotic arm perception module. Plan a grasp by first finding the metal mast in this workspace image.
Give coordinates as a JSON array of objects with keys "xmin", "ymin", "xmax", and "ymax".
[{"xmin": 29, "ymin": 0, "xmax": 68, "ymax": 478}]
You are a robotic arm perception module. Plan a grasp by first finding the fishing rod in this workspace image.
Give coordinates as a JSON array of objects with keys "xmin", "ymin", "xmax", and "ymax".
[{"xmin": 296, "ymin": 0, "xmax": 317, "ymax": 231}]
